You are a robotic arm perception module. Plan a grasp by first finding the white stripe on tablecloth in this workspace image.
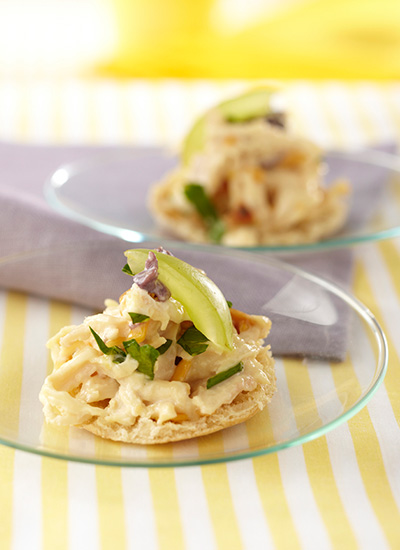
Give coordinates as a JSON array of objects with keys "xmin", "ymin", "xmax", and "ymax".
[
  {"xmin": 174, "ymin": 466, "xmax": 217, "ymax": 550},
  {"xmin": 278, "ymin": 445, "xmax": 332, "ymax": 550},
  {"xmin": 58, "ymin": 80, "xmax": 95, "ymax": 143},
  {"xmin": 121, "ymin": 468, "xmax": 158, "ymax": 550},
  {"xmin": 353, "ymin": 84, "xmax": 398, "ymax": 144},
  {"xmin": 0, "ymin": 79, "xmax": 22, "ymax": 141},
  {"xmin": 153, "ymin": 81, "xmax": 193, "ymax": 149},
  {"xmin": 307, "ymin": 360, "xmax": 389, "ymax": 549},
  {"xmin": 68, "ymin": 462, "xmax": 100, "ymax": 550},
  {"xmin": 386, "ymin": 84, "xmax": 400, "ymax": 121},
  {"xmin": 125, "ymin": 81, "xmax": 164, "ymax": 145},
  {"xmin": 327, "ymin": 425, "xmax": 389, "ymax": 550},
  {"xmin": 26, "ymin": 81, "xmax": 58, "ymax": 143},
  {"xmin": 12, "ymin": 452, "xmax": 43, "ymax": 550},
  {"xmin": 318, "ymin": 82, "xmax": 369, "ymax": 149},
  {"xmin": 90, "ymin": 80, "xmax": 128, "ymax": 144},
  {"xmin": 273, "ymin": 359, "xmax": 332, "ymax": 550},
  {"xmin": 226, "ymin": 457, "xmax": 275, "ymax": 550},
  {"xmin": 285, "ymin": 82, "xmax": 335, "ymax": 148},
  {"xmin": 185, "ymin": 81, "xmax": 228, "ymax": 123}
]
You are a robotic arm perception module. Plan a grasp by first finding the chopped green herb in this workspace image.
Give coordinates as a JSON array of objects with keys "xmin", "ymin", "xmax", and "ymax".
[
  {"xmin": 123, "ymin": 338, "xmax": 159, "ymax": 380},
  {"xmin": 90, "ymin": 326, "xmax": 169, "ymax": 378},
  {"xmin": 122, "ymin": 263, "xmax": 134, "ymax": 276},
  {"xmin": 157, "ymin": 339, "xmax": 173, "ymax": 355},
  {"xmin": 184, "ymin": 183, "xmax": 225, "ymax": 243},
  {"xmin": 89, "ymin": 327, "xmax": 127, "ymax": 364},
  {"xmin": 209, "ymin": 219, "xmax": 225, "ymax": 243},
  {"xmin": 206, "ymin": 361, "xmax": 244, "ymax": 389},
  {"xmin": 177, "ymin": 325, "xmax": 209, "ymax": 356},
  {"xmin": 226, "ymin": 300, "xmax": 233, "ymax": 308},
  {"xmin": 128, "ymin": 312, "xmax": 149, "ymax": 324}
]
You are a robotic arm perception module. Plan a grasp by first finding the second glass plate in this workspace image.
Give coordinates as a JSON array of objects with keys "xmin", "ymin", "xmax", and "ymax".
[{"xmin": 44, "ymin": 146, "xmax": 400, "ymax": 252}]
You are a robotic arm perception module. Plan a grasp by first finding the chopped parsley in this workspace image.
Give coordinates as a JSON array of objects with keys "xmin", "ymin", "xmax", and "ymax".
[
  {"xmin": 156, "ymin": 339, "xmax": 173, "ymax": 355},
  {"xmin": 89, "ymin": 327, "xmax": 126, "ymax": 364},
  {"xmin": 206, "ymin": 361, "xmax": 244, "ymax": 389},
  {"xmin": 90, "ymin": 327, "xmax": 172, "ymax": 380},
  {"xmin": 122, "ymin": 263, "xmax": 134, "ymax": 276},
  {"xmin": 177, "ymin": 325, "xmax": 209, "ymax": 356},
  {"xmin": 128, "ymin": 312, "xmax": 149, "ymax": 324},
  {"xmin": 184, "ymin": 183, "xmax": 225, "ymax": 243},
  {"xmin": 123, "ymin": 338, "xmax": 159, "ymax": 380}
]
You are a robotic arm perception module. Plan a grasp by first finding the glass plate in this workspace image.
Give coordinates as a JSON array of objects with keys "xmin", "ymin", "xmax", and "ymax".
[
  {"xmin": 0, "ymin": 242, "xmax": 387, "ymax": 467},
  {"xmin": 44, "ymin": 147, "xmax": 400, "ymax": 252}
]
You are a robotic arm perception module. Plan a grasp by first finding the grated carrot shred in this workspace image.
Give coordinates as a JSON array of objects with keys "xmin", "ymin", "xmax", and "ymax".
[{"xmin": 170, "ymin": 359, "xmax": 192, "ymax": 382}]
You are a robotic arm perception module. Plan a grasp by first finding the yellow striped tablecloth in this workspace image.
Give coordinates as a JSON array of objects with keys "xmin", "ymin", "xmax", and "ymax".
[{"xmin": 0, "ymin": 79, "xmax": 400, "ymax": 550}]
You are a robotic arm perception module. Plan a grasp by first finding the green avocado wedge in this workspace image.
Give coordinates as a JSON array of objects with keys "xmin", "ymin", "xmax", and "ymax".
[
  {"xmin": 182, "ymin": 87, "xmax": 276, "ymax": 165},
  {"xmin": 124, "ymin": 249, "xmax": 233, "ymax": 352}
]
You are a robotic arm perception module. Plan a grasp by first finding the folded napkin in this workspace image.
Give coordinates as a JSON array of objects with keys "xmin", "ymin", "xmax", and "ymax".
[{"xmin": 0, "ymin": 141, "xmax": 395, "ymax": 361}]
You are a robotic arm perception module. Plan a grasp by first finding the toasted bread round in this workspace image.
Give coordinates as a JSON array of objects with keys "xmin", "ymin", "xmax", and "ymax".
[{"xmin": 82, "ymin": 350, "xmax": 275, "ymax": 444}]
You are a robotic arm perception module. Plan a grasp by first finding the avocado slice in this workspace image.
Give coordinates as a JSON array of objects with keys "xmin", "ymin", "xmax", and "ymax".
[
  {"xmin": 125, "ymin": 249, "xmax": 233, "ymax": 351},
  {"xmin": 182, "ymin": 87, "xmax": 276, "ymax": 164}
]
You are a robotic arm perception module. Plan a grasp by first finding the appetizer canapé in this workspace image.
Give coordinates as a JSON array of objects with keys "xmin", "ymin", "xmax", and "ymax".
[
  {"xmin": 150, "ymin": 88, "xmax": 350, "ymax": 246},
  {"xmin": 40, "ymin": 248, "xmax": 275, "ymax": 444}
]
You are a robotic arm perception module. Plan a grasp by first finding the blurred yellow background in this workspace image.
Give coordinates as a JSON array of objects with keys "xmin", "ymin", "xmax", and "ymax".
[{"xmin": 0, "ymin": 0, "xmax": 399, "ymax": 79}]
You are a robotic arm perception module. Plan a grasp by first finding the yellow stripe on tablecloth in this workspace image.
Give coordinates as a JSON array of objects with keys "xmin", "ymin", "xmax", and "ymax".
[
  {"xmin": 354, "ymin": 246, "xmax": 400, "ymax": 425},
  {"xmin": 145, "ymin": 444, "xmax": 185, "ymax": 550},
  {"xmin": 335, "ymin": 260, "xmax": 400, "ymax": 546},
  {"xmin": 148, "ymin": 467, "xmax": 185, "ymax": 550},
  {"xmin": 252, "ymin": 453, "xmax": 302, "ymax": 550},
  {"xmin": 0, "ymin": 292, "xmax": 27, "ymax": 550},
  {"xmin": 245, "ymin": 408, "xmax": 301, "ymax": 550},
  {"xmin": 283, "ymin": 358, "xmax": 358, "ymax": 549},
  {"xmin": 0, "ymin": 446, "xmax": 15, "ymax": 549},
  {"xmin": 198, "ymin": 434, "xmax": 243, "ymax": 550},
  {"xmin": 41, "ymin": 301, "xmax": 71, "ymax": 550},
  {"xmin": 0, "ymin": 292, "xmax": 27, "ymax": 432},
  {"xmin": 379, "ymin": 239, "xmax": 400, "ymax": 320},
  {"xmin": 41, "ymin": 456, "xmax": 69, "ymax": 550},
  {"xmin": 94, "ymin": 438, "xmax": 127, "ymax": 550},
  {"xmin": 96, "ymin": 469, "xmax": 127, "ymax": 550}
]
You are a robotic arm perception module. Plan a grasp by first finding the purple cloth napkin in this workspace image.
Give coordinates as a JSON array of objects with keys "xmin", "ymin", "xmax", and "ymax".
[{"xmin": 0, "ymin": 141, "xmax": 395, "ymax": 360}]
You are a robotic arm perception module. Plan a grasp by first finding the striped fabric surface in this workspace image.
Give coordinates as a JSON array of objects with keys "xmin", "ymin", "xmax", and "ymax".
[{"xmin": 0, "ymin": 79, "xmax": 400, "ymax": 550}]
